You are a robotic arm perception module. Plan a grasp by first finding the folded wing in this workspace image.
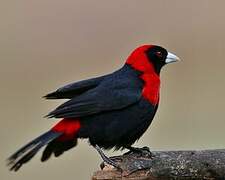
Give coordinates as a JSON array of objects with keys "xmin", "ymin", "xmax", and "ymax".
[
  {"xmin": 44, "ymin": 75, "xmax": 107, "ymax": 99},
  {"xmin": 46, "ymin": 75, "xmax": 142, "ymax": 119}
]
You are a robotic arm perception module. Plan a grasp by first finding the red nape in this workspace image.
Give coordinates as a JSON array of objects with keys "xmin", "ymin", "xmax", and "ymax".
[
  {"xmin": 51, "ymin": 119, "xmax": 81, "ymax": 141},
  {"xmin": 126, "ymin": 45, "xmax": 155, "ymax": 74},
  {"xmin": 126, "ymin": 45, "xmax": 160, "ymax": 105}
]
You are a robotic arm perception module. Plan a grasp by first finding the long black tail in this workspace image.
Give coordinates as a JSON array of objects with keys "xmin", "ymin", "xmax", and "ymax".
[{"xmin": 7, "ymin": 131, "xmax": 62, "ymax": 171}]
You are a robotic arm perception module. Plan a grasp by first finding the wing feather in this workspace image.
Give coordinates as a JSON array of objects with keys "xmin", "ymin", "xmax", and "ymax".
[
  {"xmin": 44, "ymin": 75, "xmax": 107, "ymax": 99},
  {"xmin": 46, "ymin": 66, "xmax": 143, "ymax": 119},
  {"xmin": 46, "ymin": 74, "xmax": 142, "ymax": 118}
]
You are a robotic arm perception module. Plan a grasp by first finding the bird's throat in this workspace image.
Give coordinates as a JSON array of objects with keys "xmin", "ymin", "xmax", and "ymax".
[{"xmin": 141, "ymin": 73, "xmax": 160, "ymax": 105}]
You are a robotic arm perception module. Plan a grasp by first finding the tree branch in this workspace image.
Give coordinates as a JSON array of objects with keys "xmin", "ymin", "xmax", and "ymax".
[{"xmin": 92, "ymin": 149, "xmax": 225, "ymax": 179}]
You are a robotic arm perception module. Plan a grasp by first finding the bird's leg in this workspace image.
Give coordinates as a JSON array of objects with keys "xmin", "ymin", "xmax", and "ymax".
[
  {"xmin": 94, "ymin": 145, "xmax": 121, "ymax": 170},
  {"xmin": 124, "ymin": 146, "xmax": 152, "ymax": 158}
]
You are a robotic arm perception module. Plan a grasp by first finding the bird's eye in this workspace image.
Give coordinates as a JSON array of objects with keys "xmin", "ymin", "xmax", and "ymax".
[{"xmin": 155, "ymin": 51, "xmax": 163, "ymax": 59}]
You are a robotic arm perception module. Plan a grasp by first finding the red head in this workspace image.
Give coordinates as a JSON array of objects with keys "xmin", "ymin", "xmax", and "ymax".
[
  {"xmin": 126, "ymin": 45, "xmax": 180, "ymax": 105},
  {"xmin": 126, "ymin": 45, "xmax": 180, "ymax": 74}
]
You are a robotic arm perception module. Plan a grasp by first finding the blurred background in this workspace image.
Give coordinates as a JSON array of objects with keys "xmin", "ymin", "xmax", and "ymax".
[{"xmin": 1, "ymin": 0, "xmax": 225, "ymax": 179}]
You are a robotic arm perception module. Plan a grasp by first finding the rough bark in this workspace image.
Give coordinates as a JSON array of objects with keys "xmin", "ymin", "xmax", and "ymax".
[{"xmin": 92, "ymin": 149, "xmax": 225, "ymax": 180}]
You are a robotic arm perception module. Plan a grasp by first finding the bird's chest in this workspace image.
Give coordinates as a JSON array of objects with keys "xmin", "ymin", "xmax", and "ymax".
[{"xmin": 141, "ymin": 73, "xmax": 160, "ymax": 106}]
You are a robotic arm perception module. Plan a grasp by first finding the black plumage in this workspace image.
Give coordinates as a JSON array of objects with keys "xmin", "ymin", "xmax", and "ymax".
[
  {"xmin": 8, "ymin": 45, "xmax": 179, "ymax": 171},
  {"xmin": 45, "ymin": 65, "xmax": 158, "ymax": 150}
]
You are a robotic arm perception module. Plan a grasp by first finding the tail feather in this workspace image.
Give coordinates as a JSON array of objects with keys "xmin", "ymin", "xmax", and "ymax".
[
  {"xmin": 7, "ymin": 119, "xmax": 81, "ymax": 171},
  {"xmin": 41, "ymin": 139, "xmax": 77, "ymax": 162},
  {"xmin": 7, "ymin": 131, "xmax": 62, "ymax": 171},
  {"xmin": 9, "ymin": 143, "xmax": 43, "ymax": 171}
]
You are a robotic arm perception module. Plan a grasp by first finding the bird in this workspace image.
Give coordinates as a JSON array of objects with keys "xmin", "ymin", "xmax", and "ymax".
[{"xmin": 7, "ymin": 44, "xmax": 180, "ymax": 171}]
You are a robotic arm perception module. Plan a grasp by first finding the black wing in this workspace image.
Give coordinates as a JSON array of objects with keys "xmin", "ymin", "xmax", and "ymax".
[
  {"xmin": 46, "ymin": 72, "xmax": 142, "ymax": 118},
  {"xmin": 44, "ymin": 75, "xmax": 107, "ymax": 99}
]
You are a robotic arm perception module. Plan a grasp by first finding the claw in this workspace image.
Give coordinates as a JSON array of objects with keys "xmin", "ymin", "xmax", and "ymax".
[{"xmin": 94, "ymin": 145, "xmax": 122, "ymax": 170}]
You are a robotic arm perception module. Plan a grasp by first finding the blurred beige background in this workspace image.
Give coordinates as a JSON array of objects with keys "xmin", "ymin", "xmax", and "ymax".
[{"xmin": 1, "ymin": 0, "xmax": 225, "ymax": 179}]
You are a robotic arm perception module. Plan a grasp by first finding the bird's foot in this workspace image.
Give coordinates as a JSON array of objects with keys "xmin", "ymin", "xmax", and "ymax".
[
  {"xmin": 124, "ymin": 146, "xmax": 152, "ymax": 158},
  {"xmin": 94, "ymin": 145, "xmax": 122, "ymax": 171}
]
